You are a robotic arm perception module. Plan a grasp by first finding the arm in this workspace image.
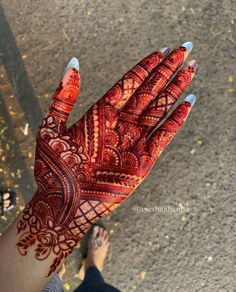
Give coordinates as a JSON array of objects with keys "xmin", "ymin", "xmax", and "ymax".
[
  {"xmin": 0, "ymin": 211, "xmax": 61, "ymax": 291},
  {"xmin": 0, "ymin": 42, "xmax": 197, "ymax": 292}
]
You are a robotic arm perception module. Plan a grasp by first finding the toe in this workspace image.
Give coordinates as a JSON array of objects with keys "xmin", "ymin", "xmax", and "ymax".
[
  {"xmin": 101, "ymin": 227, "xmax": 106, "ymax": 238},
  {"xmin": 96, "ymin": 226, "xmax": 102, "ymax": 239},
  {"xmin": 3, "ymin": 193, "xmax": 10, "ymax": 200},
  {"xmin": 104, "ymin": 233, "xmax": 109, "ymax": 244},
  {"xmin": 98, "ymin": 226, "xmax": 104, "ymax": 238},
  {"xmin": 103, "ymin": 229, "xmax": 108, "ymax": 239},
  {"xmin": 92, "ymin": 226, "xmax": 99, "ymax": 238},
  {"xmin": 4, "ymin": 199, "xmax": 10, "ymax": 208}
]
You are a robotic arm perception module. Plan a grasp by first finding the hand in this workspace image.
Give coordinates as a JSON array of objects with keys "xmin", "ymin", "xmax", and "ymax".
[{"xmin": 16, "ymin": 42, "xmax": 197, "ymax": 276}]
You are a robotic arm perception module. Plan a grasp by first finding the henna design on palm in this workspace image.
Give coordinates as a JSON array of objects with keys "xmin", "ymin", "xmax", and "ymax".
[{"xmin": 16, "ymin": 45, "xmax": 197, "ymax": 276}]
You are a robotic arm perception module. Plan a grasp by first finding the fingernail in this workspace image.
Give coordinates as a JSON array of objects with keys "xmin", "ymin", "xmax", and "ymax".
[
  {"xmin": 65, "ymin": 57, "xmax": 80, "ymax": 72},
  {"xmin": 182, "ymin": 41, "xmax": 193, "ymax": 53},
  {"xmin": 188, "ymin": 59, "xmax": 198, "ymax": 69},
  {"xmin": 160, "ymin": 47, "xmax": 170, "ymax": 56},
  {"xmin": 184, "ymin": 94, "xmax": 196, "ymax": 106}
]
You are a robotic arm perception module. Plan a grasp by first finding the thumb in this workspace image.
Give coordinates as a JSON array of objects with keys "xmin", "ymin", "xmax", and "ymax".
[{"xmin": 48, "ymin": 57, "xmax": 80, "ymax": 124}]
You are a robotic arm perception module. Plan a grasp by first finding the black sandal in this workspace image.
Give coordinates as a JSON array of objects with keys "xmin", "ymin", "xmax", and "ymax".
[{"xmin": 0, "ymin": 188, "xmax": 16, "ymax": 216}]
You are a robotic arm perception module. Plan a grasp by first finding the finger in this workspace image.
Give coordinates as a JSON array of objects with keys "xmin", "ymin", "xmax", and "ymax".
[
  {"xmin": 101, "ymin": 47, "xmax": 170, "ymax": 110},
  {"xmin": 48, "ymin": 57, "xmax": 80, "ymax": 124},
  {"xmin": 147, "ymin": 94, "xmax": 196, "ymax": 161},
  {"xmin": 139, "ymin": 60, "xmax": 197, "ymax": 128},
  {"xmin": 120, "ymin": 42, "xmax": 193, "ymax": 123}
]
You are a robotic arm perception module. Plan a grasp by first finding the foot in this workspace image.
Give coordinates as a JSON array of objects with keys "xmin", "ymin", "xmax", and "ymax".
[
  {"xmin": 3, "ymin": 192, "xmax": 11, "ymax": 210},
  {"xmin": 78, "ymin": 226, "xmax": 110, "ymax": 280},
  {"xmin": 1, "ymin": 190, "xmax": 16, "ymax": 215}
]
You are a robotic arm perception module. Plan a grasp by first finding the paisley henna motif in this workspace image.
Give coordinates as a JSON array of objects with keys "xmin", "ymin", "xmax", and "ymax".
[{"xmin": 16, "ymin": 46, "xmax": 196, "ymax": 276}]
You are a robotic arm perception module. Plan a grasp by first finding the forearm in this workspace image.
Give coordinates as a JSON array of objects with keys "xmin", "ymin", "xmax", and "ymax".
[{"xmin": 0, "ymin": 208, "xmax": 65, "ymax": 292}]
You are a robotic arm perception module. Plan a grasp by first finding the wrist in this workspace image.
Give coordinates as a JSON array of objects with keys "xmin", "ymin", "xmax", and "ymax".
[{"xmin": 16, "ymin": 199, "xmax": 85, "ymax": 277}]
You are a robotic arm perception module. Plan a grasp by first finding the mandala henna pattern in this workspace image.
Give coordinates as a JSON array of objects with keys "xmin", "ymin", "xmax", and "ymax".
[{"xmin": 16, "ymin": 46, "xmax": 195, "ymax": 276}]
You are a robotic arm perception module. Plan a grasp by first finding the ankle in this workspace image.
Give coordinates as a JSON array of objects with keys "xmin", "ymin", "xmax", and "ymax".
[{"xmin": 84, "ymin": 256, "xmax": 98, "ymax": 271}]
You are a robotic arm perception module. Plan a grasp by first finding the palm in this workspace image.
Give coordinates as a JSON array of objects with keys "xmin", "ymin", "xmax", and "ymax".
[{"xmin": 17, "ymin": 44, "xmax": 196, "ymax": 276}]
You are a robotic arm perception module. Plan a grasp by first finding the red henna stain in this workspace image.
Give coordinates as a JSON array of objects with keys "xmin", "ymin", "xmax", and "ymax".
[{"xmin": 16, "ymin": 48, "xmax": 193, "ymax": 277}]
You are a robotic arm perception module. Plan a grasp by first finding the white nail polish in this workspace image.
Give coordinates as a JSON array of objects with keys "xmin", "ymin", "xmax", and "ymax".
[
  {"xmin": 66, "ymin": 57, "xmax": 80, "ymax": 71},
  {"xmin": 184, "ymin": 94, "xmax": 196, "ymax": 105},
  {"xmin": 182, "ymin": 41, "xmax": 193, "ymax": 53}
]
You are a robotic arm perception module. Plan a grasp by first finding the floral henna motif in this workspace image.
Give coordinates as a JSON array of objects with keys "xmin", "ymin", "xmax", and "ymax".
[{"xmin": 16, "ymin": 46, "xmax": 195, "ymax": 277}]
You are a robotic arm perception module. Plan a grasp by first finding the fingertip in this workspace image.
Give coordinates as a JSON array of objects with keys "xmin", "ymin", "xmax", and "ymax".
[
  {"xmin": 184, "ymin": 94, "xmax": 196, "ymax": 106},
  {"xmin": 66, "ymin": 57, "xmax": 80, "ymax": 72},
  {"xmin": 160, "ymin": 47, "xmax": 170, "ymax": 57},
  {"xmin": 187, "ymin": 60, "xmax": 198, "ymax": 70},
  {"xmin": 182, "ymin": 41, "xmax": 193, "ymax": 53}
]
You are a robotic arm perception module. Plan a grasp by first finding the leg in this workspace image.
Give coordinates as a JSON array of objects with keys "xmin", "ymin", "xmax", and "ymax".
[
  {"xmin": 42, "ymin": 272, "xmax": 63, "ymax": 292},
  {"xmin": 43, "ymin": 263, "xmax": 66, "ymax": 292}
]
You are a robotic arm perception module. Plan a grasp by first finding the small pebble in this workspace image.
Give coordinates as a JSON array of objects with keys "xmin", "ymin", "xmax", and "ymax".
[
  {"xmin": 190, "ymin": 149, "xmax": 196, "ymax": 155},
  {"xmin": 181, "ymin": 215, "xmax": 187, "ymax": 222},
  {"xmin": 140, "ymin": 271, "xmax": 146, "ymax": 280},
  {"xmin": 1, "ymin": 215, "xmax": 7, "ymax": 221},
  {"xmin": 64, "ymin": 283, "xmax": 70, "ymax": 291},
  {"xmin": 109, "ymin": 229, "xmax": 114, "ymax": 235},
  {"xmin": 228, "ymin": 75, "xmax": 234, "ymax": 83},
  {"xmin": 207, "ymin": 256, "xmax": 213, "ymax": 262},
  {"xmin": 23, "ymin": 123, "xmax": 29, "ymax": 136},
  {"xmin": 19, "ymin": 205, "xmax": 25, "ymax": 211}
]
